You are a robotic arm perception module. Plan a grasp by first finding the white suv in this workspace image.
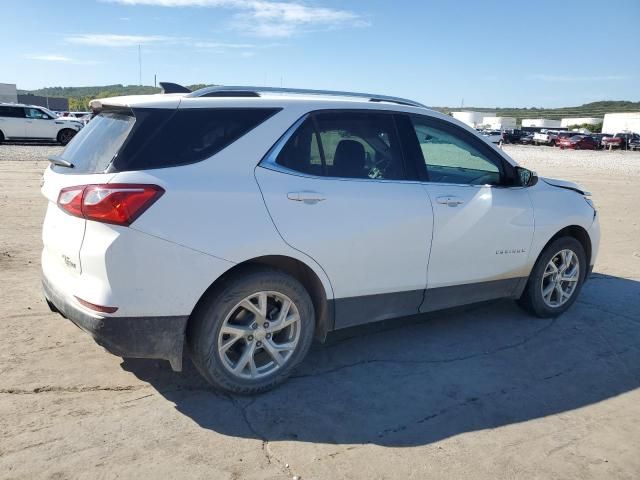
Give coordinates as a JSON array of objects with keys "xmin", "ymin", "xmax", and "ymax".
[
  {"xmin": 0, "ymin": 103, "xmax": 83, "ymax": 145},
  {"xmin": 41, "ymin": 86, "xmax": 600, "ymax": 394}
]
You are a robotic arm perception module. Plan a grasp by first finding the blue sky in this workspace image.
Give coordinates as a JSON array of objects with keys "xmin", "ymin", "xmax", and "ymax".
[{"xmin": 1, "ymin": 0, "xmax": 638, "ymax": 107}]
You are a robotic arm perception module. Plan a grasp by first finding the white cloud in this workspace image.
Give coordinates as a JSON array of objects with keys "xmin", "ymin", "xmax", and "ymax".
[
  {"xmin": 530, "ymin": 74, "xmax": 631, "ymax": 82},
  {"xmin": 66, "ymin": 33, "xmax": 172, "ymax": 47},
  {"xmin": 104, "ymin": 0, "xmax": 369, "ymax": 37},
  {"xmin": 192, "ymin": 40, "xmax": 257, "ymax": 49},
  {"xmin": 25, "ymin": 54, "xmax": 73, "ymax": 62}
]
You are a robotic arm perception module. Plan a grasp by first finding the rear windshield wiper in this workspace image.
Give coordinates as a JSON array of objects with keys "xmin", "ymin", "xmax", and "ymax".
[{"xmin": 48, "ymin": 155, "xmax": 74, "ymax": 168}]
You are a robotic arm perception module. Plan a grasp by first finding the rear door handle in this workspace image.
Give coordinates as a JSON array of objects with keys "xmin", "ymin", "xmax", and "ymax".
[
  {"xmin": 436, "ymin": 195, "xmax": 464, "ymax": 207},
  {"xmin": 287, "ymin": 191, "xmax": 326, "ymax": 204}
]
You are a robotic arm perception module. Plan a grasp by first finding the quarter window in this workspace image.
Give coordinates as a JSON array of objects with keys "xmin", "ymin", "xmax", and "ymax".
[
  {"xmin": 0, "ymin": 106, "xmax": 25, "ymax": 118},
  {"xmin": 276, "ymin": 111, "xmax": 404, "ymax": 180},
  {"xmin": 411, "ymin": 117, "xmax": 502, "ymax": 185}
]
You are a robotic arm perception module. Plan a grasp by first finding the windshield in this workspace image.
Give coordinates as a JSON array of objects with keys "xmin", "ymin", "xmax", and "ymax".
[
  {"xmin": 40, "ymin": 107, "xmax": 60, "ymax": 118},
  {"xmin": 53, "ymin": 111, "xmax": 136, "ymax": 174}
]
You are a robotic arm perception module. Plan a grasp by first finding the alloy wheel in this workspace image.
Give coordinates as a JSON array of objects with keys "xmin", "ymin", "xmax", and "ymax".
[
  {"xmin": 541, "ymin": 249, "xmax": 580, "ymax": 308},
  {"xmin": 217, "ymin": 291, "xmax": 301, "ymax": 379}
]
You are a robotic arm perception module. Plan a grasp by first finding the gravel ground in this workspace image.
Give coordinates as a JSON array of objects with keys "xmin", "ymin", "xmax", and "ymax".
[
  {"xmin": 0, "ymin": 143, "xmax": 62, "ymax": 163},
  {"xmin": 1, "ymin": 144, "xmax": 639, "ymax": 480},
  {"xmin": 503, "ymin": 145, "xmax": 640, "ymax": 175}
]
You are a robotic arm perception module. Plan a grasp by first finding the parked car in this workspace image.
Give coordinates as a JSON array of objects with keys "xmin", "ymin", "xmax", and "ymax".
[
  {"xmin": 590, "ymin": 133, "xmax": 606, "ymax": 149},
  {"xmin": 480, "ymin": 130, "xmax": 503, "ymax": 144},
  {"xmin": 0, "ymin": 103, "xmax": 83, "ymax": 145},
  {"xmin": 628, "ymin": 135, "xmax": 640, "ymax": 151},
  {"xmin": 41, "ymin": 85, "xmax": 600, "ymax": 394},
  {"xmin": 602, "ymin": 132, "xmax": 639, "ymax": 150},
  {"xmin": 520, "ymin": 132, "xmax": 535, "ymax": 145},
  {"xmin": 533, "ymin": 130, "xmax": 559, "ymax": 146},
  {"xmin": 555, "ymin": 131, "xmax": 581, "ymax": 145},
  {"xmin": 557, "ymin": 135, "xmax": 598, "ymax": 150},
  {"xmin": 502, "ymin": 129, "xmax": 526, "ymax": 144}
]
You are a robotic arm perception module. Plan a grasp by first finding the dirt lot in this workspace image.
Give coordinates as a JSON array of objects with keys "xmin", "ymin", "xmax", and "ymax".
[{"xmin": 1, "ymin": 144, "xmax": 639, "ymax": 480}]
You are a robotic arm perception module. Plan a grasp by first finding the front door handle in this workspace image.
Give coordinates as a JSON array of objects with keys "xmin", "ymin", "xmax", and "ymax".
[
  {"xmin": 287, "ymin": 191, "xmax": 326, "ymax": 204},
  {"xmin": 436, "ymin": 195, "xmax": 464, "ymax": 207}
]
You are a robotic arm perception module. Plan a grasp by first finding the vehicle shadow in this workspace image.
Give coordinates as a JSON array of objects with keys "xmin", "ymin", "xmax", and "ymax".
[{"xmin": 121, "ymin": 273, "xmax": 640, "ymax": 447}]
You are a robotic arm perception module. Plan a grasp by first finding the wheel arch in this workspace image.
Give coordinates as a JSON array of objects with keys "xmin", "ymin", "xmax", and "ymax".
[
  {"xmin": 189, "ymin": 255, "xmax": 334, "ymax": 342},
  {"xmin": 544, "ymin": 225, "xmax": 592, "ymax": 268}
]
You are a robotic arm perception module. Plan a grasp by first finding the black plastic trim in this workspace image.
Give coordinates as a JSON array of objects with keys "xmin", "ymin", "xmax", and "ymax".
[
  {"xmin": 42, "ymin": 276, "xmax": 187, "ymax": 371},
  {"xmin": 329, "ymin": 277, "xmax": 527, "ymax": 330}
]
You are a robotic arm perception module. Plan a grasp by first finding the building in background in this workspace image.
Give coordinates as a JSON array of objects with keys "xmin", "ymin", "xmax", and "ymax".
[
  {"xmin": 521, "ymin": 119, "xmax": 562, "ymax": 128},
  {"xmin": 0, "ymin": 83, "xmax": 18, "ymax": 103},
  {"xmin": 602, "ymin": 112, "xmax": 640, "ymax": 134},
  {"xmin": 17, "ymin": 93, "xmax": 69, "ymax": 111},
  {"xmin": 561, "ymin": 117, "xmax": 603, "ymax": 128},
  {"xmin": 452, "ymin": 111, "xmax": 487, "ymax": 129},
  {"xmin": 481, "ymin": 116, "xmax": 516, "ymax": 130}
]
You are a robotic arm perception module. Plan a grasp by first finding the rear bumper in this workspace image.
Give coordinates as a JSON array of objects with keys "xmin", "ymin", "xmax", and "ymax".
[{"xmin": 42, "ymin": 276, "xmax": 187, "ymax": 371}]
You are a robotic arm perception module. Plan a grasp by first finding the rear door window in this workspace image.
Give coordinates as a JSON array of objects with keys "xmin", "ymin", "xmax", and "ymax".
[{"xmin": 275, "ymin": 111, "xmax": 405, "ymax": 180}]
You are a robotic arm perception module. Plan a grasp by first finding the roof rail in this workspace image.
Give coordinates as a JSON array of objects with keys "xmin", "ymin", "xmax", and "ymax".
[{"xmin": 187, "ymin": 85, "xmax": 427, "ymax": 108}]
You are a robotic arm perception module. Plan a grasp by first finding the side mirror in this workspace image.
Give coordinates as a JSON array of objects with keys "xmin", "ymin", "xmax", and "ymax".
[{"xmin": 516, "ymin": 167, "xmax": 538, "ymax": 187}]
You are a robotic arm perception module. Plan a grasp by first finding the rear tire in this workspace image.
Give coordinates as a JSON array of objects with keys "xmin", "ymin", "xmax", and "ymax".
[
  {"xmin": 517, "ymin": 237, "xmax": 587, "ymax": 318},
  {"xmin": 57, "ymin": 129, "xmax": 76, "ymax": 146},
  {"xmin": 187, "ymin": 267, "xmax": 315, "ymax": 394},
  {"xmin": 0, "ymin": 130, "xmax": 4, "ymax": 144}
]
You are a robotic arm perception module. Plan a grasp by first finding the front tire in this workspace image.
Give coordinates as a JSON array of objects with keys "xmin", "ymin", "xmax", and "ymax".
[
  {"xmin": 57, "ymin": 129, "xmax": 76, "ymax": 146},
  {"xmin": 518, "ymin": 237, "xmax": 587, "ymax": 318},
  {"xmin": 187, "ymin": 267, "xmax": 315, "ymax": 394}
]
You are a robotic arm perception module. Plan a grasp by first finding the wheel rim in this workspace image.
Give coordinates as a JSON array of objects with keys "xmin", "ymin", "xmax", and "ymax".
[
  {"xmin": 217, "ymin": 291, "xmax": 301, "ymax": 380},
  {"xmin": 60, "ymin": 131, "xmax": 73, "ymax": 143},
  {"xmin": 541, "ymin": 249, "xmax": 580, "ymax": 308}
]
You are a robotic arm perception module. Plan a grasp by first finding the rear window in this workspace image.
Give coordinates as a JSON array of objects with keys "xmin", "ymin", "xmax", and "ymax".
[
  {"xmin": 54, "ymin": 107, "xmax": 279, "ymax": 174},
  {"xmin": 54, "ymin": 111, "xmax": 136, "ymax": 174}
]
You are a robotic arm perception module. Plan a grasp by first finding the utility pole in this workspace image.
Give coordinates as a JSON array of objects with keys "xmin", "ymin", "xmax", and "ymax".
[
  {"xmin": 138, "ymin": 45, "xmax": 142, "ymax": 86},
  {"xmin": 154, "ymin": 74, "xmax": 157, "ymax": 88}
]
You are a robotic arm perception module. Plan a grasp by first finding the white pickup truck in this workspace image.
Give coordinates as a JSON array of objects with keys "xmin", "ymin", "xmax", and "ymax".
[{"xmin": 533, "ymin": 130, "xmax": 558, "ymax": 146}]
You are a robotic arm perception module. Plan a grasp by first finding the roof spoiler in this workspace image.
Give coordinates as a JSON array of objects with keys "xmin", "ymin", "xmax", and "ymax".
[{"xmin": 159, "ymin": 82, "xmax": 192, "ymax": 94}]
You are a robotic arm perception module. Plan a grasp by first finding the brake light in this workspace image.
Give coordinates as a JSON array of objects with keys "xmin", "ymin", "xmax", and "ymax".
[{"xmin": 57, "ymin": 184, "xmax": 164, "ymax": 226}]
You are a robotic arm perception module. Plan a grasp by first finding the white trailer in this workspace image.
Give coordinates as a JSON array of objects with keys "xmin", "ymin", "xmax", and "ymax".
[
  {"xmin": 452, "ymin": 111, "xmax": 486, "ymax": 128},
  {"xmin": 522, "ymin": 119, "xmax": 562, "ymax": 128},
  {"xmin": 482, "ymin": 116, "xmax": 516, "ymax": 130},
  {"xmin": 602, "ymin": 113, "xmax": 640, "ymax": 134}
]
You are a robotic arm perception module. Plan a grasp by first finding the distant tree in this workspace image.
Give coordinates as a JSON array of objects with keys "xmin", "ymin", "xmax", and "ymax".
[{"xmin": 567, "ymin": 123, "xmax": 603, "ymax": 133}]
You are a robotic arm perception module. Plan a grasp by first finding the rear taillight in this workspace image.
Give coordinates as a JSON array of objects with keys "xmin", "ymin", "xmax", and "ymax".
[{"xmin": 57, "ymin": 184, "xmax": 164, "ymax": 226}]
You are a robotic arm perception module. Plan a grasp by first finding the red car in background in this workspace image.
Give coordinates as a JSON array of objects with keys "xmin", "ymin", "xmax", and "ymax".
[{"xmin": 557, "ymin": 135, "xmax": 598, "ymax": 150}]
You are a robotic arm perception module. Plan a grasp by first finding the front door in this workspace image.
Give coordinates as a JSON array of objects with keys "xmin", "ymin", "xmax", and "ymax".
[
  {"xmin": 256, "ymin": 110, "xmax": 433, "ymax": 329},
  {"xmin": 24, "ymin": 107, "xmax": 56, "ymax": 139},
  {"xmin": 402, "ymin": 114, "xmax": 534, "ymax": 312}
]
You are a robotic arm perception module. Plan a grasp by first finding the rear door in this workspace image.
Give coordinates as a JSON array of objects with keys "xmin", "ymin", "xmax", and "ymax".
[
  {"xmin": 41, "ymin": 111, "xmax": 135, "ymax": 276},
  {"xmin": 256, "ymin": 110, "xmax": 433, "ymax": 329},
  {"xmin": 0, "ymin": 106, "xmax": 26, "ymax": 137}
]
